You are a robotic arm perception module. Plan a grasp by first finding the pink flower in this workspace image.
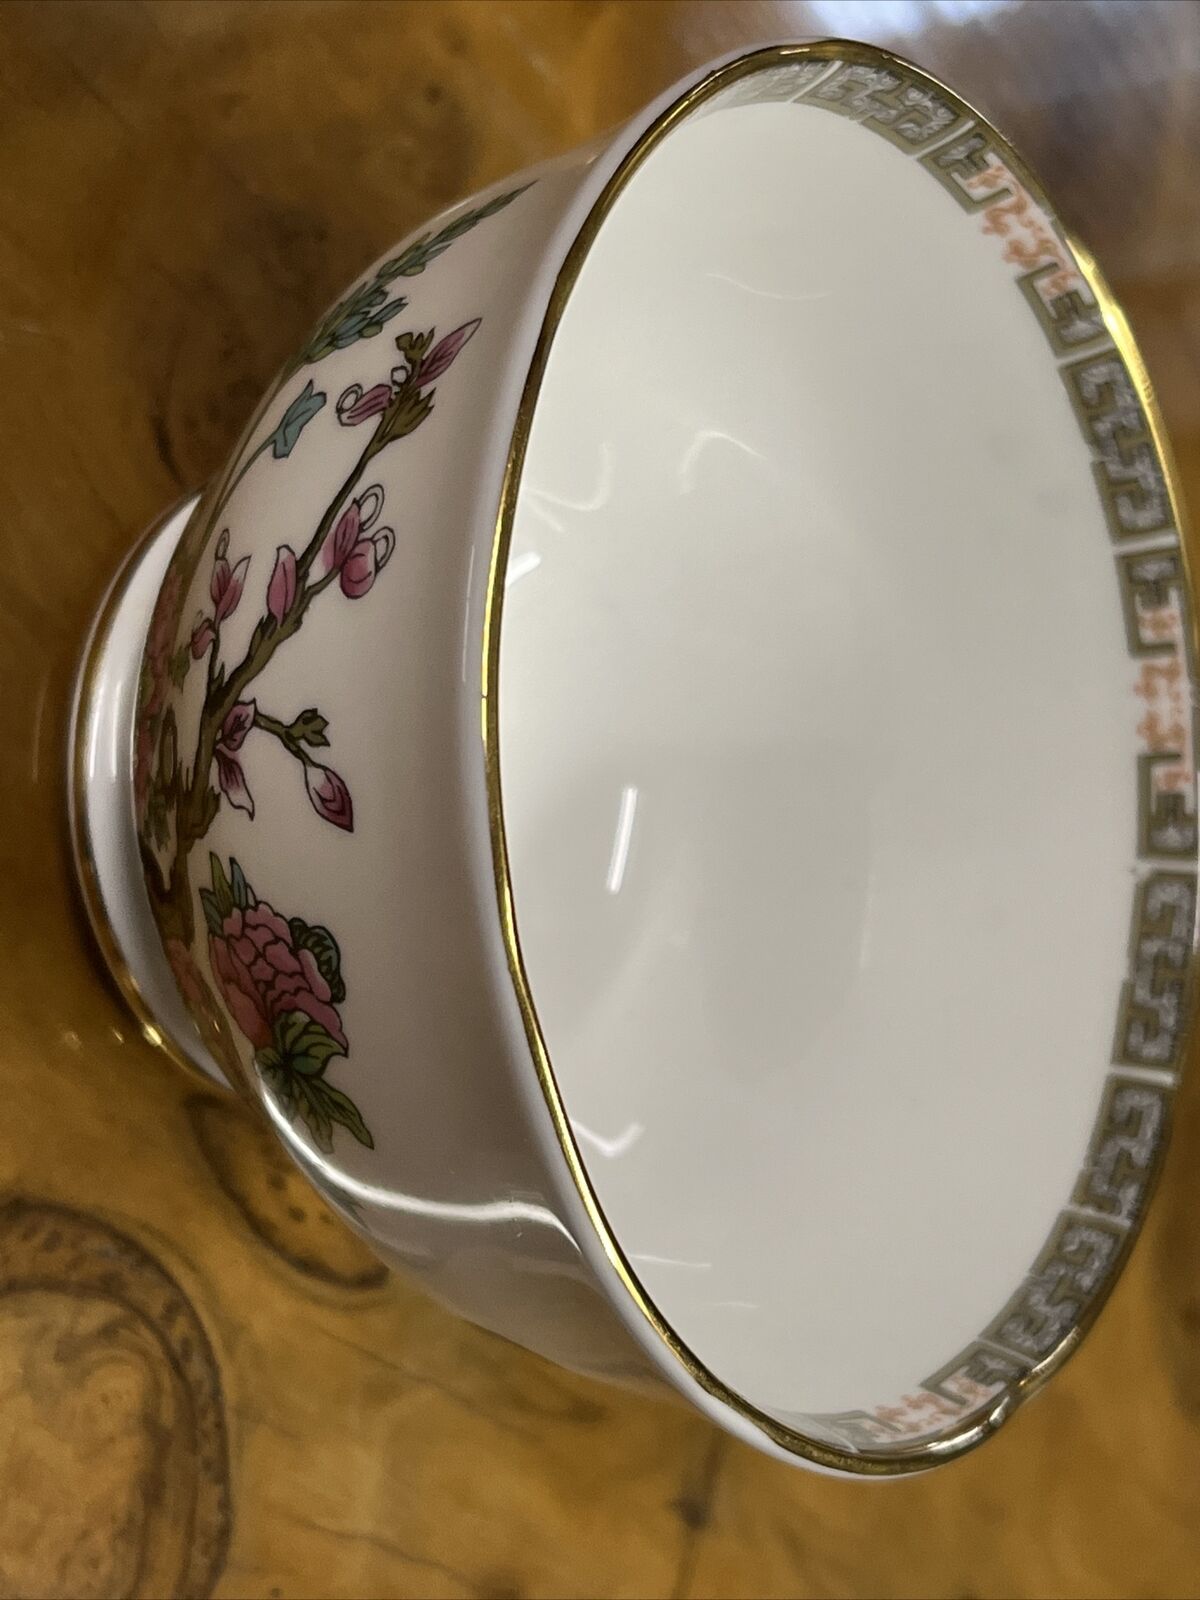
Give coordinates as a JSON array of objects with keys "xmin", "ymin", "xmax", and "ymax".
[
  {"xmin": 322, "ymin": 486, "xmax": 395, "ymax": 599},
  {"xmin": 417, "ymin": 319, "xmax": 480, "ymax": 384},
  {"xmin": 267, "ymin": 544, "xmax": 298, "ymax": 625},
  {"xmin": 335, "ymin": 319, "xmax": 480, "ymax": 428},
  {"xmin": 211, "ymin": 541, "xmax": 250, "ymax": 623},
  {"xmin": 335, "ymin": 382, "xmax": 392, "ymax": 426},
  {"xmin": 341, "ymin": 527, "xmax": 395, "ymax": 598},
  {"xmin": 216, "ymin": 751, "xmax": 253, "ymax": 816},
  {"xmin": 215, "ymin": 699, "xmax": 256, "ymax": 816},
  {"xmin": 209, "ymin": 902, "xmax": 348, "ymax": 1054},
  {"xmin": 325, "ymin": 500, "xmax": 362, "ymax": 573},
  {"xmin": 190, "ymin": 616, "xmax": 216, "ymax": 659},
  {"xmin": 219, "ymin": 699, "xmax": 254, "ymax": 752},
  {"xmin": 305, "ymin": 763, "xmax": 353, "ymax": 831}
]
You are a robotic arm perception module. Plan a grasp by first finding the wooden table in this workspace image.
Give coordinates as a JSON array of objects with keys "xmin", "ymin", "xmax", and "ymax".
[{"xmin": 2, "ymin": 3, "xmax": 1198, "ymax": 1595}]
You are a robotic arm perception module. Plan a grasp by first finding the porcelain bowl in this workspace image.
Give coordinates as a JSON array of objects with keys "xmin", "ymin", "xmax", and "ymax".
[{"xmin": 69, "ymin": 38, "xmax": 1198, "ymax": 1474}]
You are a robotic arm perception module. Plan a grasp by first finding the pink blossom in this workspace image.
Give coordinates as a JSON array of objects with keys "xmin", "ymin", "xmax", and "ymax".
[
  {"xmin": 305, "ymin": 763, "xmax": 353, "ymax": 831},
  {"xmin": 323, "ymin": 487, "xmax": 394, "ymax": 599},
  {"xmin": 212, "ymin": 548, "xmax": 250, "ymax": 622},
  {"xmin": 209, "ymin": 902, "xmax": 348, "ymax": 1054},
  {"xmin": 214, "ymin": 699, "xmax": 256, "ymax": 815},
  {"xmin": 417, "ymin": 319, "xmax": 480, "ymax": 384},
  {"xmin": 216, "ymin": 751, "xmax": 254, "ymax": 816},
  {"xmin": 219, "ymin": 699, "xmax": 255, "ymax": 753},
  {"xmin": 335, "ymin": 319, "xmax": 480, "ymax": 430},
  {"xmin": 335, "ymin": 382, "xmax": 392, "ymax": 426},
  {"xmin": 324, "ymin": 501, "xmax": 362, "ymax": 574},
  {"xmin": 340, "ymin": 527, "xmax": 395, "ymax": 598},
  {"xmin": 267, "ymin": 544, "xmax": 298, "ymax": 625},
  {"xmin": 190, "ymin": 616, "xmax": 217, "ymax": 659}
]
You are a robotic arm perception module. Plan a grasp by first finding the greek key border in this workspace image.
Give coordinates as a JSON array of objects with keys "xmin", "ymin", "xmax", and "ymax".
[{"xmin": 706, "ymin": 53, "xmax": 1196, "ymax": 1453}]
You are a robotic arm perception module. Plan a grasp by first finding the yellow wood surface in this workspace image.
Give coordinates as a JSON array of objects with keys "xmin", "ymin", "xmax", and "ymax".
[{"xmin": 1, "ymin": 3, "xmax": 1199, "ymax": 1595}]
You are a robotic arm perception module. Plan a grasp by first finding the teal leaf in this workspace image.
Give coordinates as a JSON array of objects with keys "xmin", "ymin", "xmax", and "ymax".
[
  {"xmin": 229, "ymin": 858, "xmax": 253, "ymax": 911},
  {"xmin": 379, "ymin": 184, "xmax": 533, "ymax": 282},
  {"xmin": 288, "ymin": 918, "xmax": 344, "ymax": 1003},
  {"xmin": 267, "ymin": 380, "xmax": 326, "ymax": 458},
  {"xmin": 199, "ymin": 887, "xmax": 223, "ymax": 938},
  {"xmin": 209, "ymin": 853, "xmax": 234, "ymax": 918}
]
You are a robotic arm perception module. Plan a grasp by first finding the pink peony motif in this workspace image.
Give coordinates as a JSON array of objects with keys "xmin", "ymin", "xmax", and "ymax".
[
  {"xmin": 215, "ymin": 699, "xmax": 256, "ymax": 816},
  {"xmin": 322, "ymin": 486, "xmax": 394, "ymax": 599},
  {"xmin": 305, "ymin": 763, "xmax": 353, "ymax": 831},
  {"xmin": 208, "ymin": 902, "xmax": 348, "ymax": 1055},
  {"xmin": 267, "ymin": 544, "xmax": 298, "ymax": 625}
]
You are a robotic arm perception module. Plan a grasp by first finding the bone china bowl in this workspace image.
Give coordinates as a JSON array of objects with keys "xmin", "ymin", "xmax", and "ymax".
[{"xmin": 69, "ymin": 40, "xmax": 1198, "ymax": 1475}]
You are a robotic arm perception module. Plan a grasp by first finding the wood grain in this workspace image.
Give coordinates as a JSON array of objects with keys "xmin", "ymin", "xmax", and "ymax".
[{"xmin": 0, "ymin": 2, "xmax": 1197, "ymax": 1595}]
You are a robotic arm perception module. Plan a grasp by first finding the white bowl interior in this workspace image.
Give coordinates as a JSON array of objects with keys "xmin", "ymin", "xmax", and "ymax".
[{"xmin": 499, "ymin": 81, "xmax": 1141, "ymax": 1424}]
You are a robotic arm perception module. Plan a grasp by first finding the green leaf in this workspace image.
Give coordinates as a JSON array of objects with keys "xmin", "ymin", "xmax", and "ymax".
[
  {"xmin": 267, "ymin": 379, "xmax": 326, "ymax": 458},
  {"xmin": 229, "ymin": 858, "xmax": 253, "ymax": 911},
  {"xmin": 313, "ymin": 1079, "xmax": 374, "ymax": 1149},
  {"xmin": 199, "ymin": 887, "xmax": 223, "ymax": 937},
  {"xmin": 380, "ymin": 184, "xmax": 532, "ymax": 281},
  {"xmin": 380, "ymin": 387, "xmax": 434, "ymax": 444},
  {"xmin": 293, "ymin": 184, "xmax": 530, "ymax": 374},
  {"xmin": 169, "ymin": 644, "xmax": 190, "ymax": 688},
  {"xmin": 258, "ymin": 1057, "xmax": 299, "ymax": 1121},
  {"xmin": 288, "ymin": 918, "xmax": 345, "ymax": 1003},
  {"xmin": 209, "ymin": 853, "xmax": 234, "ymax": 918},
  {"xmin": 288, "ymin": 708, "xmax": 329, "ymax": 749},
  {"xmin": 272, "ymin": 1009, "xmax": 344, "ymax": 1070},
  {"xmin": 294, "ymin": 1077, "xmax": 335, "ymax": 1153},
  {"xmin": 257, "ymin": 1060, "xmax": 372, "ymax": 1152}
]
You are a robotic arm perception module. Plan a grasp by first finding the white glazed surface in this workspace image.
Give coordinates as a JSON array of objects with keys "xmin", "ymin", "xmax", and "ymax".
[
  {"xmin": 70, "ymin": 499, "xmax": 223, "ymax": 1084},
  {"xmin": 500, "ymin": 101, "xmax": 1132, "ymax": 1416},
  {"xmin": 75, "ymin": 40, "xmax": 1196, "ymax": 1472}
]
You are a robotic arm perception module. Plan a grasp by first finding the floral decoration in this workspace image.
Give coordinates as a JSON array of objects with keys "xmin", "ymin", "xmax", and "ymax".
[{"xmin": 133, "ymin": 182, "xmax": 531, "ymax": 1148}]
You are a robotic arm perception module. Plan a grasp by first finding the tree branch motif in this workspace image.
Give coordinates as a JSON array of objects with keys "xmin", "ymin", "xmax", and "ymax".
[{"xmin": 133, "ymin": 182, "xmax": 531, "ymax": 1150}]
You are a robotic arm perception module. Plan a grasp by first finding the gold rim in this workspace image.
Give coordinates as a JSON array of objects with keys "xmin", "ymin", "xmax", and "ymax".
[
  {"xmin": 68, "ymin": 498, "xmax": 226, "ymax": 1091},
  {"xmin": 481, "ymin": 39, "xmax": 1198, "ymax": 1473}
]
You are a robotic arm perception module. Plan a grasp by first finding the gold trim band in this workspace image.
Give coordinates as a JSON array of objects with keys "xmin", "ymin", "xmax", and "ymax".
[{"xmin": 481, "ymin": 39, "xmax": 1198, "ymax": 1473}]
